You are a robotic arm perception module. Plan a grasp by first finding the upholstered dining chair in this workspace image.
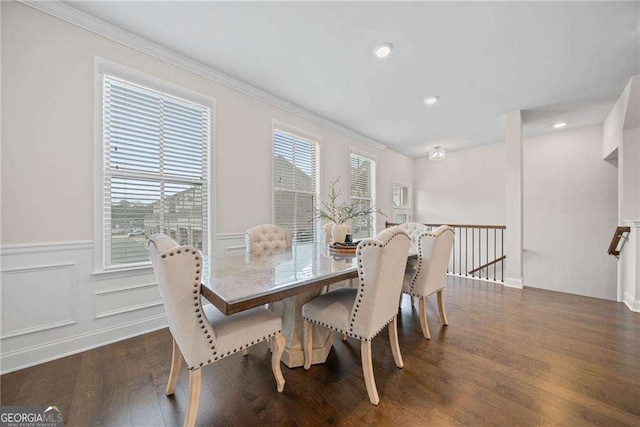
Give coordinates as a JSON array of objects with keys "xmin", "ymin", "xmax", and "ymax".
[
  {"xmin": 148, "ymin": 235, "xmax": 286, "ymax": 427},
  {"xmin": 402, "ymin": 225, "xmax": 455, "ymax": 339},
  {"xmin": 397, "ymin": 222, "xmax": 428, "ymax": 306},
  {"xmin": 301, "ymin": 228, "xmax": 410, "ymax": 405},
  {"xmin": 245, "ymin": 224, "xmax": 292, "ymax": 349},
  {"xmin": 245, "ymin": 224, "xmax": 292, "ymax": 253},
  {"xmin": 397, "ymin": 221, "xmax": 428, "ymax": 249}
]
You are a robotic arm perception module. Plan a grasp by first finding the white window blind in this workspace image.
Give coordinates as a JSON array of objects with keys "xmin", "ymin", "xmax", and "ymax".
[
  {"xmin": 102, "ymin": 74, "xmax": 210, "ymax": 268},
  {"xmin": 273, "ymin": 129, "xmax": 319, "ymax": 243},
  {"xmin": 350, "ymin": 153, "xmax": 376, "ymax": 239}
]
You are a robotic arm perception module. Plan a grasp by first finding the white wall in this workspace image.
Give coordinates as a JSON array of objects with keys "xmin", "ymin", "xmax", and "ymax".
[
  {"xmin": 413, "ymin": 126, "xmax": 619, "ymax": 300},
  {"xmin": 523, "ymin": 126, "xmax": 618, "ymax": 300},
  {"xmin": 621, "ymin": 128, "xmax": 640, "ymax": 222},
  {"xmin": 0, "ymin": 2, "xmax": 413, "ymax": 372},
  {"xmin": 602, "ymin": 82, "xmax": 629, "ymax": 160},
  {"xmin": 413, "ymin": 143, "xmax": 506, "ymax": 225}
]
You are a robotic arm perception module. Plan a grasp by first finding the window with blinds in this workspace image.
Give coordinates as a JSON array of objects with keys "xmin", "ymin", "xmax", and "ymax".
[
  {"xmin": 273, "ymin": 129, "xmax": 319, "ymax": 243},
  {"xmin": 350, "ymin": 153, "xmax": 376, "ymax": 239},
  {"xmin": 102, "ymin": 74, "xmax": 211, "ymax": 268}
]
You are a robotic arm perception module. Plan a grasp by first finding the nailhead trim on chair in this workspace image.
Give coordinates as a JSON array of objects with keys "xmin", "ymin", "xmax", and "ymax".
[
  {"xmin": 303, "ymin": 229, "xmax": 409, "ymax": 342},
  {"xmin": 408, "ymin": 234, "xmax": 425, "ymax": 294},
  {"xmin": 348, "ymin": 229, "xmax": 409, "ymax": 337},
  {"xmin": 207, "ymin": 330, "xmax": 281, "ymax": 364},
  {"xmin": 407, "ymin": 227, "xmax": 455, "ymax": 296},
  {"xmin": 155, "ymin": 244, "xmax": 221, "ymax": 372},
  {"xmin": 303, "ymin": 315, "xmax": 397, "ymax": 342},
  {"xmin": 160, "ymin": 243, "xmax": 284, "ymax": 371}
]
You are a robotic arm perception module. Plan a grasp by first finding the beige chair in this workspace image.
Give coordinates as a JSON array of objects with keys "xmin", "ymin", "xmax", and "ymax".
[
  {"xmin": 402, "ymin": 225, "xmax": 455, "ymax": 339},
  {"xmin": 149, "ymin": 235, "xmax": 286, "ymax": 427},
  {"xmin": 397, "ymin": 222, "xmax": 428, "ymax": 306},
  {"xmin": 245, "ymin": 224, "xmax": 292, "ymax": 253},
  {"xmin": 301, "ymin": 228, "xmax": 410, "ymax": 405},
  {"xmin": 245, "ymin": 224, "xmax": 292, "ymax": 349},
  {"xmin": 397, "ymin": 221, "xmax": 428, "ymax": 250}
]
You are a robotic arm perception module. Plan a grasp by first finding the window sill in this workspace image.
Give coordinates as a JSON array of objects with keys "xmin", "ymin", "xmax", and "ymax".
[{"xmin": 92, "ymin": 264, "xmax": 154, "ymax": 279}]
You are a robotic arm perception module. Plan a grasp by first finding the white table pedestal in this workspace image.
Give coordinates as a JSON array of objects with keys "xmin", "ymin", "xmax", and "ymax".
[{"xmin": 278, "ymin": 289, "xmax": 333, "ymax": 368}]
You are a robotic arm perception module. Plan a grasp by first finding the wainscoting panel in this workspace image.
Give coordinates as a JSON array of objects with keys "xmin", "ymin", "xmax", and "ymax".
[
  {"xmin": 95, "ymin": 282, "xmax": 162, "ymax": 319},
  {"xmin": 1, "ymin": 263, "xmax": 76, "ymax": 338},
  {"xmin": 0, "ymin": 234, "xmax": 258, "ymax": 373},
  {"xmin": 0, "ymin": 241, "xmax": 166, "ymax": 374}
]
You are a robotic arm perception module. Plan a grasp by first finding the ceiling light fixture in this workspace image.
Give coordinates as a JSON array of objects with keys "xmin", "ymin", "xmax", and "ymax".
[
  {"xmin": 373, "ymin": 43, "xmax": 393, "ymax": 59},
  {"xmin": 424, "ymin": 96, "xmax": 439, "ymax": 106},
  {"xmin": 428, "ymin": 145, "xmax": 446, "ymax": 161},
  {"xmin": 553, "ymin": 122, "xmax": 567, "ymax": 129}
]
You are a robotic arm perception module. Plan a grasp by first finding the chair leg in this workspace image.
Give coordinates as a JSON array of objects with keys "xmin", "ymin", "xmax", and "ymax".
[
  {"xmin": 271, "ymin": 333, "xmax": 286, "ymax": 392},
  {"xmin": 388, "ymin": 316, "xmax": 404, "ymax": 368},
  {"xmin": 165, "ymin": 338, "xmax": 182, "ymax": 396},
  {"xmin": 303, "ymin": 320, "xmax": 313, "ymax": 370},
  {"xmin": 419, "ymin": 297, "xmax": 431, "ymax": 340},
  {"xmin": 361, "ymin": 341, "xmax": 379, "ymax": 405},
  {"xmin": 437, "ymin": 290, "xmax": 449, "ymax": 326},
  {"xmin": 184, "ymin": 369, "xmax": 201, "ymax": 427}
]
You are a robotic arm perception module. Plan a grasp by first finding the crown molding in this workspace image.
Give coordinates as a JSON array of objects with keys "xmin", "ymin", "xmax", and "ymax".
[{"xmin": 19, "ymin": 0, "xmax": 387, "ymax": 151}]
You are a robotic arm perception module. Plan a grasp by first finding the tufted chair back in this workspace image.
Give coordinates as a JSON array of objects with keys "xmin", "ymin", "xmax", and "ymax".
[
  {"xmin": 245, "ymin": 225, "xmax": 292, "ymax": 254},
  {"xmin": 349, "ymin": 227, "xmax": 410, "ymax": 340},
  {"xmin": 407, "ymin": 226, "xmax": 455, "ymax": 297},
  {"xmin": 397, "ymin": 222, "xmax": 428, "ymax": 250},
  {"xmin": 149, "ymin": 235, "xmax": 217, "ymax": 370}
]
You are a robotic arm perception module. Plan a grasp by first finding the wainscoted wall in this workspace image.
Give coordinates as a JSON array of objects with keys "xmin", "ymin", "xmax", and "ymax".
[
  {"xmin": 1, "ymin": 3, "xmax": 414, "ymax": 373},
  {"xmin": 0, "ymin": 235, "xmax": 247, "ymax": 374}
]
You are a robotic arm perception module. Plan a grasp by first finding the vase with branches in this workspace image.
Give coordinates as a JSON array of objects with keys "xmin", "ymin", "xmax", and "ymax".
[{"xmin": 315, "ymin": 177, "xmax": 385, "ymax": 243}]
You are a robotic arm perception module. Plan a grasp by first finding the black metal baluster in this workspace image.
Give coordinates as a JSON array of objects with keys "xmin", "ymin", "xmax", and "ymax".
[
  {"xmin": 501, "ymin": 228, "xmax": 504, "ymax": 282},
  {"xmin": 465, "ymin": 227, "xmax": 468, "ymax": 276},
  {"xmin": 494, "ymin": 228, "xmax": 497, "ymax": 281},
  {"xmin": 451, "ymin": 228, "xmax": 455, "ymax": 274},
  {"xmin": 486, "ymin": 228, "xmax": 489, "ymax": 280}
]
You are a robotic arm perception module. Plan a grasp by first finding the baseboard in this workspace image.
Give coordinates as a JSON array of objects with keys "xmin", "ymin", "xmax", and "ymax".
[
  {"xmin": 503, "ymin": 277, "xmax": 524, "ymax": 289},
  {"xmin": 447, "ymin": 273, "xmax": 504, "ymax": 286},
  {"xmin": 622, "ymin": 291, "xmax": 640, "ymax": 313},
  {"xmin": 0, "ymin": 313, "xmax": 167, "ymax": 374}
]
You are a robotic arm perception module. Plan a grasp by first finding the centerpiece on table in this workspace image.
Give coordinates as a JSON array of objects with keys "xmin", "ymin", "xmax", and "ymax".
[{"xmin": 315, "ymin": 177, "xmax": 385, "ymax": 245}]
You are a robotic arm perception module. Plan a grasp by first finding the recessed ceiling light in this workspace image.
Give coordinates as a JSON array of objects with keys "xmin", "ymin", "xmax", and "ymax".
[
  {"xmin": 373, "ymin": 43, "xmax": 393, "ymax": 59},
  {"xmin": 423, "ymin": 96, "xmax": 439, "ymax": 105},
  {"xmin": 553, "ymin": 122, "xmax": 567, "ymax": 129}
]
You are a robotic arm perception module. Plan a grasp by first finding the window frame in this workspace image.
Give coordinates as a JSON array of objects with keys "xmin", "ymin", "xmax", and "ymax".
[
  {"xmin": 93, "ymin": 58, "xmax": 216, "ymax": 275},
  {"xmin": 349, "ymin": 149, "xmax": 377, "ymax": 239},
  {"xmin": 392, "ymin": 181, "xmax": 412, "ymax": 224},
  {"xmin": 271, "ymin": 120, "xmax": 322, "ymax": 244}
]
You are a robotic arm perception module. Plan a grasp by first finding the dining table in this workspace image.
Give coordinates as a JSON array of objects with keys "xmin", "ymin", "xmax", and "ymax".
[{"xmin": 200, "ymin": 242, "xmax": 416, "ymax": 368}]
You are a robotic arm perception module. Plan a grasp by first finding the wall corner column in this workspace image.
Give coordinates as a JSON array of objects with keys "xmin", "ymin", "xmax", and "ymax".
[{"xmin": 504, "ymin": 111, "xmax": 524, "ymax": 289}]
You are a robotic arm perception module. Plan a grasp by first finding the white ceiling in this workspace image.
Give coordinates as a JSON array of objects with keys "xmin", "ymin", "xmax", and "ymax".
[{"xmin": 67, "ymin": 1, "xmax": 640, "ymax": 157}]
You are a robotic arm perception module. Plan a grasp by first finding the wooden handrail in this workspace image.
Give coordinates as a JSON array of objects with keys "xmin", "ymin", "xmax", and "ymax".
[
  {"xmin": 468, "ymin": 255, "xmax": 506, "ymax": 274},
  {"xmin": 608, "ymin": 226, "xmax": 630, "ymax": 256},
  {"xmin": 385, "ymin": 221, "xmax": 506, "ymax": 230}
]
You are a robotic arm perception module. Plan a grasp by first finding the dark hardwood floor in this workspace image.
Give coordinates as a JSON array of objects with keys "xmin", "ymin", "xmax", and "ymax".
[{"xmin": 2, "ymin": 276, "xmax": 639, "ymax": 426}]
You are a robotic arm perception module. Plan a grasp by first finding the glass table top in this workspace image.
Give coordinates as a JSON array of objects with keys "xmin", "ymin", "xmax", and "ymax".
[{"xmin": 202, "ymin": 243, "xmax": 358, "ymax": 305}]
